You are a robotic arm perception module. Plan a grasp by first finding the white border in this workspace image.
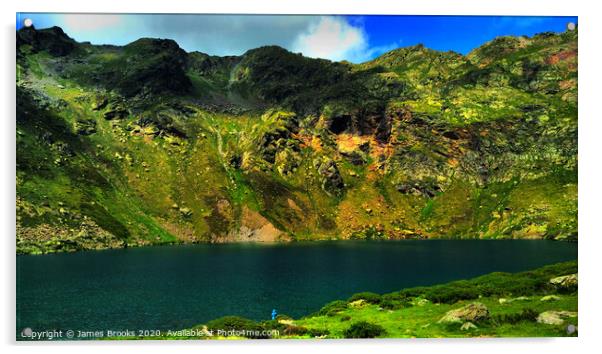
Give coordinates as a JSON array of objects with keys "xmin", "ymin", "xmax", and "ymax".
[
  {"xmin": 2, "ymin": 1, "xmax": 600, "ymax": 354},
  {"xmin": 7, "ymin": 0, "xmax": 585, "ymax": 16}
]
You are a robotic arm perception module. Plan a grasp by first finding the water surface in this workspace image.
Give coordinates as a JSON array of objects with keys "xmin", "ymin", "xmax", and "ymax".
[{"xmin": 17, "ymin": 240, "xmax": 577, "ymax": 334}]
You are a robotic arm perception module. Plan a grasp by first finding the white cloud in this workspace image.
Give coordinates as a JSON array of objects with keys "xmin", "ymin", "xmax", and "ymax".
[
  {"xmin": 291, "ymin": 16, "xmax": 400, "ymax": 63},
  {"xmin": 144, "ymin": 15, "xmax": 317, "ymax": 56},
  {"xmin": 291, "ymin": 16, "xmax": 367, "ymax": 62},
  {"xmin": 62, "ymin": 14, "xmax": 123, "ymax": 32},
  {"xmin": 27, "ymin": 14, "xmax": 398, "ymax": 63}
]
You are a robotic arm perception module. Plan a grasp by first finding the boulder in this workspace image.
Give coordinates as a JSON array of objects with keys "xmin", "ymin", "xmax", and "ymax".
[
  {"xmin": 438, "ymin": 302, "xmax": 490, "ymax": 324},
  {"xmin": 341, "ymin": 151, "xmax": 366, "ymax": 166},
  {"xmin": 413, "ymin": 298, "xmax": 430, "ymax": 307},
  {"xmin": 74, "ymin": 118, "xmax": 97, "ymax": 135},
  {"xmin": 536, "ymin": 311, "xmax": 577, "ymax": 325},
  {"xmin": 104, "ymin": 107, "xmax": 129, "ymax": 120},
  {"xmin": 499, "ymin": 296, "xmax": 529, "ymax": 304},
  {"xmin": 511, "ymin": 296, "xmax": 530, "ymax": 302},
  {"xmin": 179, "ymin": 207, "xmax": 193, "ymax": 217},
  {"xmin": 460, "ymin": 322, "xmax": 478, "ymax": 331},
  {"xmin": 395, "ymin": 180, "xmax": 442, "ymax": 198},
  {"xmin": 349, "ymin": 299, "xmax": 366, "ymax": 308},
  {"xmin": 540, "ymin": 295, "xmax": 561, "ymax": 302},
  {"xmin": 550, "ymin": 274, "xmax": 577, "ymax": 289},
  {"xmin": 92, "ymin": 97, "xmax": 108, "ymax": 111}
]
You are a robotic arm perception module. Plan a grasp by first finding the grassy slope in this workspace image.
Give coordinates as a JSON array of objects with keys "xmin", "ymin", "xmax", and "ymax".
[
  {"xmin": 16, "ymin": 28, "xmax": 578, "ymax": 253},
  {"xmin": 295, "ymin": 294, "xmax": 577, "ymax": 338},
  {"xmin": 292, "ymin": 261, "xmax": 577, "ymax": 338}
]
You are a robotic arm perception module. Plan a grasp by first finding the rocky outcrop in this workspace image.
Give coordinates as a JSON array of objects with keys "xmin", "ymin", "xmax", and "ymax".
[
  {"xmin": 550, "ymin": 274, "xmax": 578, "ymax": 289},
  {"xmin": 74, "ymin": 118, "xmax": 96, "ymax": 135},
  {"xmin": 224, "ymin": 207, "xmax": 283, "ymax": 242},
  {"xmin": 536, "ymin": 310, "xmax": 577, "ymax": 325},
  {"xmin": 316, "ymin": 157, "xmax": 345, "ymax": 196},
  {"xmin": 258, "ymin": 111, "xmax": 300, "ymax": 164},
  {"xmin": 540, "ymin": 295, "xmax": 561, "ymax": 302},
  {"xmin": 17, "ymin": 26, "xmax": 76, "ymax": 56},
  {"xmin": 395, "ymin": 180, "xmax": 442, "ymax": 198},
  {"xmin": 103, "ymin": 97, "xmax": 130, "ymax": 120},
  {"xmin": 438, "ymin": 302, "xmax": 490, "ymax": 324},
  {"xmin": 460, "ymin": 322, "xmax": 478, "ymax": 331},
  {"xmin": 16, "ymin": 218, "xmax": 125, "ymax": 254}
]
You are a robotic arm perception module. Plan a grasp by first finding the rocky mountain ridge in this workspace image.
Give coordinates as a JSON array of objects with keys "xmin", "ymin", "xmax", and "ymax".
[{"xmin": 16, "ymin": 26, "xmax": 578, "ymax": 254}]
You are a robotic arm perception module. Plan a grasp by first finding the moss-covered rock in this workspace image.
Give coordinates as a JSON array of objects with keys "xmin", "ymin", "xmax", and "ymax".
[{"xmin": 438, "ymin": 302, "xmax": 490, "ymax": 324}]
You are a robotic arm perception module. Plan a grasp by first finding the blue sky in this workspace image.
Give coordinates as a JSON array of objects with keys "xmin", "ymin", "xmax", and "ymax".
[{"xmin": 16, "ymin": 14, "xmax": 577, "ymax": 63}]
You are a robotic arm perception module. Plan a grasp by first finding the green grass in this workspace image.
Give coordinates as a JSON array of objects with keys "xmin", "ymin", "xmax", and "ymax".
[{"xmin": 295, "ymin": 293, "xmax": 576, "ymax": 338}]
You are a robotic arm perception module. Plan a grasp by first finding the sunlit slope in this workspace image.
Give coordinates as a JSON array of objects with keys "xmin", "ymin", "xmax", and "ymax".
[{"xmin": 16, "ymin": 26, "xmax": 577, "ymax": 254}]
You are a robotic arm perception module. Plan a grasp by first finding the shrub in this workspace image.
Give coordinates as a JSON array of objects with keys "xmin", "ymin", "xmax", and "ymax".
[
  {"xmin": 492, "ymin": 308, "xmax": 539, "ymax": 325},
  {"xmin": 317, "ymin": 300, "xmax": 348, "ymax": 316},
  {"xmin": 283, "ymin": 325, "xmax": 308, "ymax": 336},
  {"xmin": 348, "ymin": 292, "xmax": 382, "ymax": 304},
  {"xmin": 396, "ymin": 261, "xmax": 577, "ymax": 304},
  {"xmin": 260, "ymin": 319, "xmax": 286, "ymax": 331},
  {"xmin": 275, "ymin": 314, "xmax": 292, "ymax": 321},
  {"xmin": 380, "ymin": 293, "xmax": 413, "ymax": 309},
  {"xmin": 307, "ymin": 328, "xmax": 330, "ymax": 337},
  {"xmin": 349, "ymin": 226, "xmax": 385, "ymax": 240},
  {"xmin": 205, "ymin": 316, "xmax": 265, "ymax": 338},
  {"xmin": 422, "ymin": 281, "xmax": 481, "ymax": 304},
  {"xmin": 343, "ymin": 321, "xmax": 386, "ymax": 338}
]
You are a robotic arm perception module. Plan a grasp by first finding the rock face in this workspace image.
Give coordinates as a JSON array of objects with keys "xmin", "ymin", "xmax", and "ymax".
[
  {"xmin": 438, "ymin": 302, "xmax": 490, "ymax": 324},
  {"xmin": 223, "ymin": 207, "xmax": 283, "ymax": 242},
  {"xmin": 17, "ymin": 26, "xmax": 76, "ymax": 56},
  {"xmin": 16, "ymin": 218, "xmax": 126, "ymax": 254},
  {"xmin": 92, "ymin": 97, "xmax": 108, "ymax": 111},
  {"xmin": 259, "ymin": 111, "xmax": 300, "ymax": 164},
  {"xmin": 74, "ymin": 118, "xmax": 96, "ymax": 135},
  {"xmin": 536, "ymin": 310, "xmax": 577, "ymax": 325},
  {"xmin": 316, "ymin": 158, "xmax": 345, "ymax": 196},
  {"xmin": 550, "ymin": 274, "xmax": 578, "ymax": 289},
  {"xmin": 101, "ymin": 97, "xmax": 130, "ymax": 120}
]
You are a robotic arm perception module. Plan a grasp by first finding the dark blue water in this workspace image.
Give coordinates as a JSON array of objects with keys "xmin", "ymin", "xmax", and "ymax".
[{"xmin": 17, "ymin": 240, "xmax": 576, "ymax": 334}]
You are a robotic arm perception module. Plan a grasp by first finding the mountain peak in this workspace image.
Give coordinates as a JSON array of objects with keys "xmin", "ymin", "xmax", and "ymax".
[{"xmin": 17, "ymin": 25, "xmax": 76, "ymax": 56}]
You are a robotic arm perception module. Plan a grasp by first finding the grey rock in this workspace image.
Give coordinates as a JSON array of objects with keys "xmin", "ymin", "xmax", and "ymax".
[
  {"xmin": 438, "ymin": 302, "xmax": 490, "ymax": 324},
  {"xmin": 537, "ymin": 311, "xmax": 577, "ymax": 325},
  {"xmin": 550, "ymin": 274, "xmax": 577, "ymax": 289},
  {"xmin": 460, "ymin": 322, "xmax": 478, "ymax": 331}
]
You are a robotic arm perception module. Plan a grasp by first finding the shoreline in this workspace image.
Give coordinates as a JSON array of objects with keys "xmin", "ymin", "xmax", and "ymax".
[{"xmin": 16, "ymin": 235, "xmax": 578, "ymax": 256}]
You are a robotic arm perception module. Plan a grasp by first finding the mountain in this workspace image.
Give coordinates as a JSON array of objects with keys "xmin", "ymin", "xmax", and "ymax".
[{"xmin": 16, "ymin": 26, "xmax": 578, "ymax": 254}]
